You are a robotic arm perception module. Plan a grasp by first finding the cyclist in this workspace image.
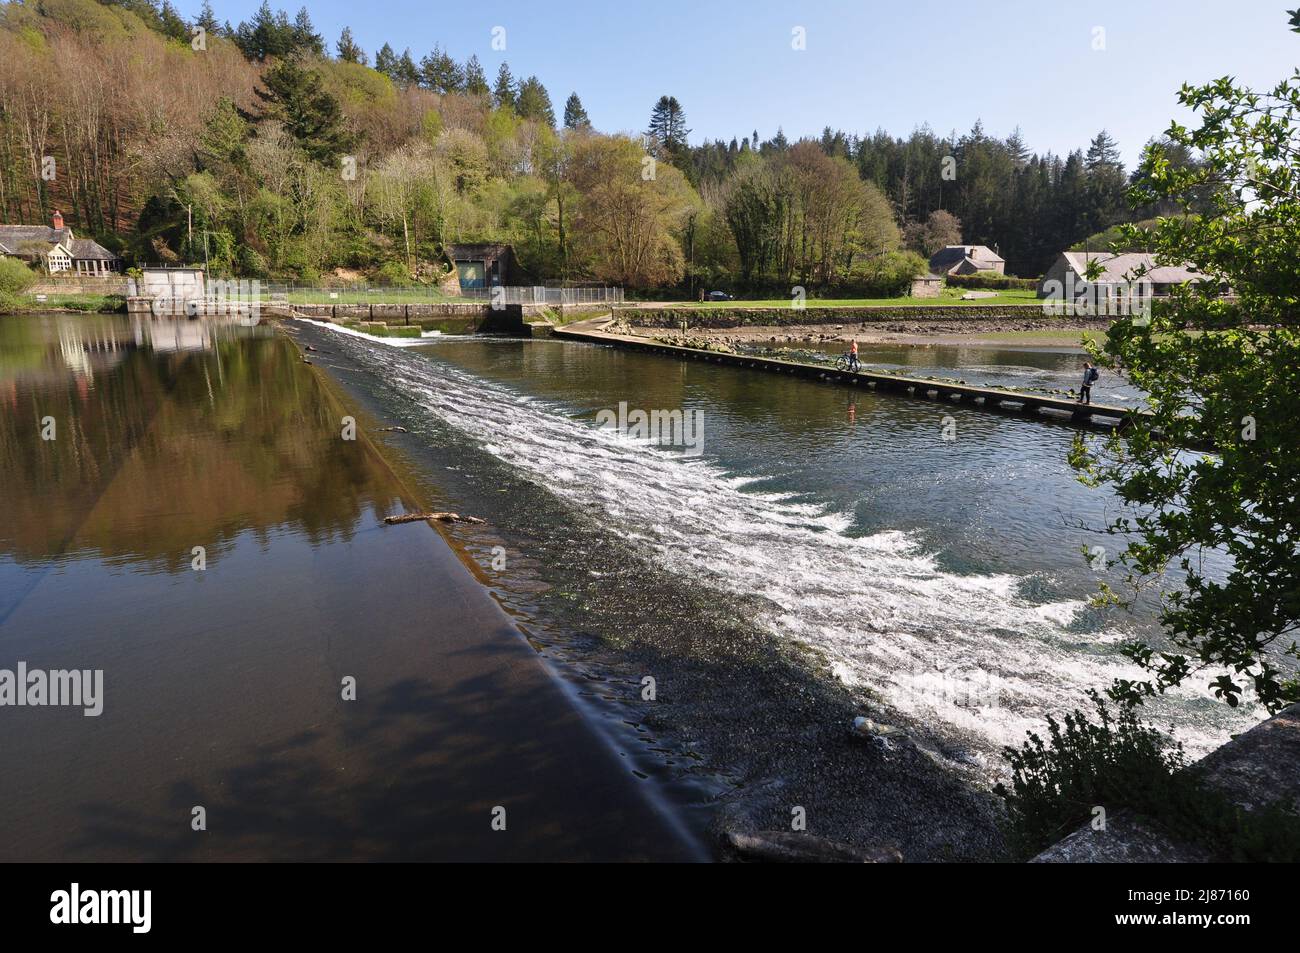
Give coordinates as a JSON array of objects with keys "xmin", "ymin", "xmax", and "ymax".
[{"xmin": 847, "ymin": 339, "xmax": 860, "ymax": 372}]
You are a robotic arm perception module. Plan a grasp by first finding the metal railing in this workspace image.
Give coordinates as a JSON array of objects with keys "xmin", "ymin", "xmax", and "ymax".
[{"xmin": 256, "ymin": 282, "xmax": 624, "ymax": 307}]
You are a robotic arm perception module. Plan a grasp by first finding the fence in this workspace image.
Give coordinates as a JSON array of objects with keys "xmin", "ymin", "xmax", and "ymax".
[{"xmin": 257, "ymin": 282, "xmax": 623, "ymax": 307}]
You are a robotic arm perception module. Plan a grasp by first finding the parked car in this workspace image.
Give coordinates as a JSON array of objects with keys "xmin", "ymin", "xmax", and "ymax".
[{"xmin": 706, "ymin": 290, "xmax": 733, "ymax": 301}]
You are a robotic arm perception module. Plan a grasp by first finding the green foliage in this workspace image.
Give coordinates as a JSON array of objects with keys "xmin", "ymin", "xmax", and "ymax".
[
  {"xmin": 845, "ymin": 250, "xmax": 928, "ymax": 296},
  {"xmin": 997, "ymin": 692, "xmax": 1300, "ymax": 861},
  {"xmin": 1070, "ymin": 218, "xmax": 1161, "ymax": 253},
  {"xmin": 945, "ymin": 272, "xmax": 1038, "ymax": 290},
  {"xmin": 0, "ymin": 256, "xmax": 37, "ymax": 297},
  {"xmin": 232, "ymin": 1, "xmax": 320, "ymax": 60},
  {"xmin": 335, "ymin": 26, "xmax": 366, "ymax": 66},
  {"xmin": 418, "ymin": 44, "xmax": 463, "ymax": 94},
  {"xmin": 1073, "ymin": 19, "xmax": 1300, "ymax": 713},
  {"xmin": 249, "ymin": 59, "xmax": 357, "ymax": 163},
  {"xmin": 493, "ymin": 62, "xmax": 516, "ymax": 111},
  {"xmin": 516, "ymin": 76, "xmax": 555, "ymax": 127},
  {"xmin": 375, "ymin": 260, "xmax": 412, "ymax": 284}
]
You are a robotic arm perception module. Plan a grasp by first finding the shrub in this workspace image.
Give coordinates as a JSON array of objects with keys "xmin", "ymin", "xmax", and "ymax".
[
  {"xmin": 946, "ymin": 272, "xmax": 1038, "ymax": 291},
  {"xmin": 840, "ymin": 250, "xmax": 929, "ymax": 297},
  {"xmin": 374, "ymin": 260, "xmax": 413, "ymax": 285},
  {"xmin": 997, "ymin": 691, "xmax": 1300, "ymax": 861},
  {"xmin": 0, "ymin": 257, "xmax": 37, "ymax": 296}
]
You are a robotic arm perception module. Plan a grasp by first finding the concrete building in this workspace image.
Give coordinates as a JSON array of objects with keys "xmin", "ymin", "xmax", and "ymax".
[{"xmin": 444, "ymin": 243, "xmax": 520, "ymax": 290}]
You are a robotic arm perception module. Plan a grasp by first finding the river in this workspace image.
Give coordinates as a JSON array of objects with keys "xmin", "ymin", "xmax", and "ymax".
[{"xmin": 0, "ymin": 312, "xmax": 1267, "ymax": 861}]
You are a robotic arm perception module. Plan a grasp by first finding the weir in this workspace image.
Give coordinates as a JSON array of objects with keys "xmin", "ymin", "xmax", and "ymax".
[{"xmin": 553, "ymin": 320, "xmax": 1145, "ymax": 432}]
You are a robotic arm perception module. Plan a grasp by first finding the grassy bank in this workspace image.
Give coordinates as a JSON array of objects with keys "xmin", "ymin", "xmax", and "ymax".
[{"xmin": 2, "ymin": 293, "xmax": 126, "ymax": 314}]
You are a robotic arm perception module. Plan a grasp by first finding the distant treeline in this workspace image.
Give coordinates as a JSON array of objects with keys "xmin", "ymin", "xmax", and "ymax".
[{"xmin": 0, "ymin": 0, "xmax": 1203, "ymax": 289}]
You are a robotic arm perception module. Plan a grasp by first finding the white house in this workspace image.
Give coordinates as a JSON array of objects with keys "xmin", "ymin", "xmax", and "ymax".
[
  {"xmin": 1038, "ymin": 252, "xmax": 1206, "ymax": 298},
  {"xmin": 0, "ymin": 210, "xmax": 121, "ymax": 276}
]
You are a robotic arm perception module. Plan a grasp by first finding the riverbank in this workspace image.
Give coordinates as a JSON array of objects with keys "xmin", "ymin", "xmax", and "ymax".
[
  {"xmin": 609, "ymin": 306, "xmax": 1113, "ymax": 349},
  {"xmin": 630, "ymin": 322, "xmax": 1107, "ymax": 349},
  {"xmin": 1, "ymin": 293, "xmax": 125, "ymax": 314}
]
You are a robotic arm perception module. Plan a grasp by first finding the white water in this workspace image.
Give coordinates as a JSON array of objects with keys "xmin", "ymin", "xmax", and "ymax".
[{"xmin": 312, "ymin": 322, "xmax": 1261, "ymax": 767}]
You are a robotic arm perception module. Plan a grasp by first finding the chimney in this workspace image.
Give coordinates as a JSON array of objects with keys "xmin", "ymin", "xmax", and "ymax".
[{"xmin": 52, "ymin": 209, "xmax": 63, "ymax": 231}]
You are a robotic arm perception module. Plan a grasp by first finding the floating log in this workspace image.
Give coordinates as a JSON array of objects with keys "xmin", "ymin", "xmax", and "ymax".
[
  {"xmin": 377, "ymin": 426, "xmax": 409, "ymax": 433},
  {"xmin": 385, "ymin": 512, "xmax": 485, "ymax": 525}
]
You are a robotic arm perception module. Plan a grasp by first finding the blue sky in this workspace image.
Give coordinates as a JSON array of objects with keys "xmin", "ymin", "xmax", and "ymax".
[{"xmin": 190, "ymin": 0, "xmax": 1298, "ymax": 165}]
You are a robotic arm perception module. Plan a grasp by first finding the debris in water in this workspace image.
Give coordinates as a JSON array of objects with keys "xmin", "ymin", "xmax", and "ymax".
[
  {"xmin": 377, "ymin": 426, "xmax": 408, "ymax": 433},
  {"xmin": 385, "ymin": 512, "xmax": 486, "ymax": 525}
]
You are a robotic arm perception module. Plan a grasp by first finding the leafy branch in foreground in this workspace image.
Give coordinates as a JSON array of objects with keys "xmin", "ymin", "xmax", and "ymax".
[{"xmin": 1071, "ymin": 19, "xmax": 1300, "ymax": 713}]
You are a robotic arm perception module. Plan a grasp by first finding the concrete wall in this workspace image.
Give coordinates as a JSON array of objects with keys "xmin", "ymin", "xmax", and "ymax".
[
  {"xmin": 137, "ymin": 269, "xmax": 206, "ymax": 300},
  {"xmin": 292, "ymin": 302, "xmax": 531, "ymax": 335}
]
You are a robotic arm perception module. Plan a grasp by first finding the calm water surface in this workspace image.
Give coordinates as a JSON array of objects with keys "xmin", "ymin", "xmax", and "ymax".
[{"xmin": 1, "ymin": 313, "xmax": 700, "ymax": 860}]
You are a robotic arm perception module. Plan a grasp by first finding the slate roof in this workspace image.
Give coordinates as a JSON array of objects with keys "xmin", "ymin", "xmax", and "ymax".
[
  {"xmin": 928, "ymin": 244, "xmax": 1005, "ymax": 275},
  {"xmin": 0, "ymin": 224, "xmax": 118, "ymax": 262},
  {"xmin": 1061, "ymin": 252, "xmax": 1201, "ymax": 285},
  {"xmin": 0, "ymin": 224, "xmax": 74, "ymax": 249},
  {"xmin": 68, "ymin": 237, "xmax": 118, "ymax": 261}
]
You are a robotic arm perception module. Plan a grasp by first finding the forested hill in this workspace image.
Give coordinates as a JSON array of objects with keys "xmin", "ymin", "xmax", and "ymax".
[{"xmin": 0, "ymin": 0, "xmax": 1185, "ymax": 288}]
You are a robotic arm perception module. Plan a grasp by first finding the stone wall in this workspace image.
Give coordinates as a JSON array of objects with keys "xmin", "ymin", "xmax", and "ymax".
[
  {"xmin": 619, "ymin": 304, "xmax": 1112, "ymax": 330},
  {"xmin": 30, "ymin": 277, "xmax": 129, "ymax": 295}
]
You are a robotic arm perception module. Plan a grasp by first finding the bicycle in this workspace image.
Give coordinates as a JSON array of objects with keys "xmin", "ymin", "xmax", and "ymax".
[{"xmin": 834, "ymin": 353, "xmax": 861, "ymax": 373}]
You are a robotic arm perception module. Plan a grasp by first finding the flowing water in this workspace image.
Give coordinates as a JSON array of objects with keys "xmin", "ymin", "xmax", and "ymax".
[
  {"xmin": 0, "ymin": 311, "xmax": 1266, "ymax": 824},
  {"xmin": 301, "ymin": 320, "xmax": 1264, "ymax": 769}
]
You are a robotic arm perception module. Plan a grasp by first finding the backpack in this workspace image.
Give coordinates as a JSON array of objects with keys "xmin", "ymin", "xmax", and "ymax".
[{"xmin": 1086, "ymin": 367, "xmax": 1100, "ymax": 384}]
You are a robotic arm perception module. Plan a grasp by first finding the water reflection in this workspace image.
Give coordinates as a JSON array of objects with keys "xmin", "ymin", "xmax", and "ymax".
[{"xmin": 0, "ymin": 314, "xmax": 403, "ymax": 573}]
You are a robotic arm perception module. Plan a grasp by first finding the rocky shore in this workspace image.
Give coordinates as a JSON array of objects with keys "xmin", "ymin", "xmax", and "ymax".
[{"xmin": 615, "ymin": 316, "xmax": 1112, "ymax": 350}]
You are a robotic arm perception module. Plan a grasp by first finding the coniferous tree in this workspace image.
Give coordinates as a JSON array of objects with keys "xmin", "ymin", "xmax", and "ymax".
[
  {"xmin": 647, "ymin": 95, "xmax": 690, "ymax": 152},
  {"xmin": 516, "ymin": 76, "xmax": 555, "ymax": 126},
  {"xmin": 248, "ymin": 59, "xmax": 357, "ymax": 163},
  {"xmin": 196, "ymin": 1, "xmax": 220, "ymax": 35},
  {"xmin": 563, "ymin": 92, "xmax": 590, "ymax": 129},
  {"xmin": 158, "ymin": 0, "xmax": 190, "ymax": 42},
  {"xmin": 419, "ymin": 45, "xmax": 464, "ymax": 94},
  {"xmin": 463, "ymin": 55, "xmax": 489, "ymax": 96},
  {"xmin": 374, "ymin": 42, "xmax": 398, "ymax": 79},
  {"xmin": 493, "ymin": 62, "xmax": 516, "ymax": 111},
  {"xmin": 291, "ymin": 7, "xmax": 324, "ymax": 55},
  {"xmin": 336, "ymin": 27, "xmax": 366, "ymax": 65},
  {"xmin": 394, "ymin": 49, "xmax": 420, "ymax": 88}
]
